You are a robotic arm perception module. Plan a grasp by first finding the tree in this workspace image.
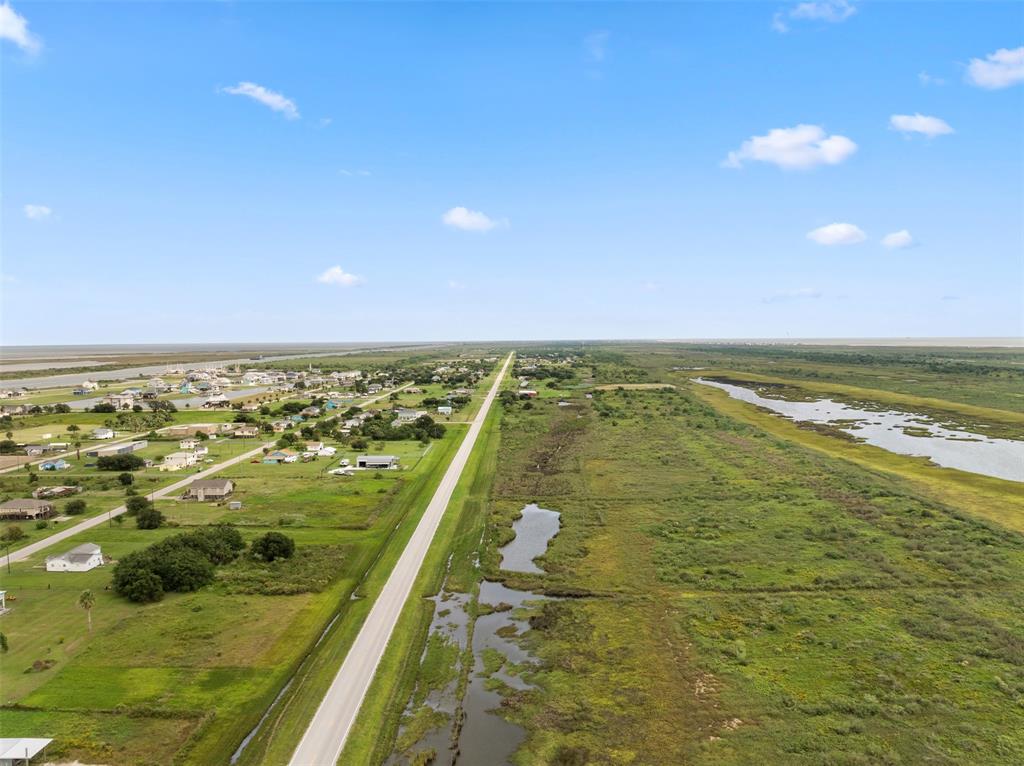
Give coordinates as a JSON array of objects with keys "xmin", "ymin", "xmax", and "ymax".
[
  {"xmin": 250, "ymin": 532, "xmax": 295, "ymax": 562},
  {"xmin": 125, "ymin": 495, "xmax": 151, "ymax": 516},
  {"xmin": 67, "ymin": 424, "xmax": 80, "ymax": 434},
  {"xmin": 1, "ymin": 526, "xmax": 26, "ymax": 543},
  {"xmin": 78, "ymin": 589, "xmax": 96, "ymax": 631},
  {"xmin": 0, "ymin": 440, "xmax": 16, "ymax": 455},
  {"xmin": 91, "ymin": 403, "xmax": 116, "ymax": 413},
  {"xmin": 96, "ymin": 454, "xmax": 145, "ymax": 471},
  {"xmin": 118, "ymin": 472, "xmax": 134, "ymax": 486},
  {"xmin": 65, "ymin": 499, "xmax": 87, "ymax": 516},
  {"xmin": 136, "ymin": 506, "xmax": 165, "ymax": 530},
  {"xmin": 0, "ymin": 632, "xmax": 8, "ymax": 652},
  {"xmin": 116, "ymin": 565, "xmax": 164, "ymax": 603},
  {"xmin": 54, "ymin": 403, "xmax": 72, "ymax": 414}
]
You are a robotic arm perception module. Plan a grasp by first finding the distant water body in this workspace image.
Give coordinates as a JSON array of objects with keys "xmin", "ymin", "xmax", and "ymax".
[
  {"xmin": 697, "ymin": 378, "xmax": 1024, "ymax": 482},
  {"xmin": 0, "ymin": 344, "xmax": 435, "ymax": 389}
]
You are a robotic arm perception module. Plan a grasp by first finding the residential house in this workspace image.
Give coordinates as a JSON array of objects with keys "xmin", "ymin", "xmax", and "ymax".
[
  {"xmin": 393, "ymin": 408, "xmax": 427, "ymax": 424},
  {"xmin": 519, "ymin": 390, "xmax": 539, "ymax": 398},
  {"xmin": 40, "ymin": 459, "xmax": 71, "ymax": 471},
  {"xmin": 183, "ymin": 478, "xmax": 234, "ymax": 502},
  {"xmin": 91, "ymin": 427, "xmax": 115, "ymax": 440},
  {"xmin": 437, "ymin": 405, "xmax": 453, "ymax": 416},
  {"xmin": 0, "ymin": 499, "xmax": 55, "ymax": 520},
  {"xmin": 305, "ymin": 442, "xmax": 325, "ymax": 452},
  {"xmin": 46, "ymin": 543, "xmax": 103, "ymax": 572},
  {"xmin": 179, "ymin": 438, "xmax": 201, "ymax": 450},
  {"xmin": 263, "ymin": 449, "xmax": 298, "ymax": 464},
  {"xmin": 161, "ymin": 451, "xmax": 199, "ymax": 471},
  {"xmin": 356, "ymin": 455, "xmax": 400, "ymax": 469},
  {"xmin": 80, "ymin": 380, "xmax": 99, "ymax": 391},
  {"xmin": 300, "ymin": 406, "xmax": 321, "ymax": 417},
  {"xmin": 103, "ymin": 393, "xmax": 135, "ymax": 410},
  {"xmin": 271, "ymin": 420, "xmax": 292, "ymax": 433},
  {"xmin": 232, "ymin": 425, "xmax": 260, "ymax": 438},
  {"xmin": 24, "ymin": 445, "xmax": 47, "ymax": 457}
]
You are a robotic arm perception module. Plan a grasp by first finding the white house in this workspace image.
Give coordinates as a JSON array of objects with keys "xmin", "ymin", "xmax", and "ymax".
[
  {"xmin": 80, "ymin": 380, "xmax": 99, "ymax": 391},
  {"xmin": 437, "ymin": 405, "xmax": 453, "ymax": 416},
  {"xmin": 104, "ymin": 393, "xmax": 135, "ymax": 410},
  {"xmin": 91, "ymin": 427, "xmax": 115, "ymax": 440},
  {"xmin": 161, "ymin": 451, "xmax": 199, "ymax": 471},
  {"xmin": 179, "ymin": 438, "xmax": 201, "ymax": 449},
  {"xmin": 46, "ymin": 543, "xmax": 103, "ymax": 572}
]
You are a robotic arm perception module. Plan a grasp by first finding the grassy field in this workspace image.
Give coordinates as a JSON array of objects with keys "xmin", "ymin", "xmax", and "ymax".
[
  {"xmin": 359, "ymin": 345, "xmax": 1024, "ymax": 766},
  {"xmin": 0, "ymin": 415, "xmax": 469, "ymax": 765}
]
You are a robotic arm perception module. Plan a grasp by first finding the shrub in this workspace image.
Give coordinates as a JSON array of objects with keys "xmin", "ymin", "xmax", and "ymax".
[
  {"xmin": 1, "ymin": 526, "xmax": 26, "ymax": 543},
  {"xmin": 65, "ymin": 499, "xmax": 87, "ymax": 516},
  {"xmin": 136, "ymin": 507, "xmax": 165, "ymax": 530},
  {"xmin": 118, "ymin": 472, "xmax": 134, "ymax": 486},
  {"xmin": 35, "ymin": 520, "xmax": 48, "ymax": 530},
  {"xmin": 125, "ymin": 495, "xmax": 151, "ymax": 516},
  {"xmin": 250, "ymin": 532, "xmax": 295, "ymax": 562}
]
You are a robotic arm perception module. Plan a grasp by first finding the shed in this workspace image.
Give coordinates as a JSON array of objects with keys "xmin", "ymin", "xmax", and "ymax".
[{"xmin": 356, "ymin": 455, "xmax": 400, "ymax": 469}]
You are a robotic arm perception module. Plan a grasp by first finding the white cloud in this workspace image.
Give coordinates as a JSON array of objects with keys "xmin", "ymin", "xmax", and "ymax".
[
  {"xmin": 447, "ymin": 279, "xmax": 467, "ymax": 290},
  {"xmin": 790, "ymin": 0, "xmax": 857, "ymax": 22},
  {"xmin": 0, "ymin": 2, "xmax": 41, "ymax": 53},
  {"xmin": 723, "ymin": 124, "xmax": 857, "ymax": 170},
  {"xmin": 966, "ymin": 46, "xmax": 1024, "ymax": 90},
  {"xmin": 315, "ymin": 265, "xmax": 364, "ymax": 287},
  {"xmin": 584, "ymin": 30, "xmax": 610, "ymax": 62},
  {"xmin": 222, "ymin": 82, "xmax": 299, "ymax": 119},
  {"xmin": 338, "ymin": 169, "xmax": 371, "ymax": 177},
  {"xmin": 318, "ymin": 117, "xmax": 333, "ymax": 128},
  {"xmin": 763, "ymin": 287, "xmax": 822, "ymax": 303},
  {"xmin": 806, "ymin": 222, "xmax": 866, "ymax": 246},
  {"xmin": 917, "ymin": 71, "xmax": 945, "ymax": 87},
  {"xmin": 23, "ymin": 204, "xmax": 52, "ymax": 221},
  {"xmin": 889, "ymin": 113, "xmax": 954, "ymax": 137},
  {"xmin": 772, "ymin": 1, "xmax": 856, "ymax": 32},
  {"xmin": 881, "ymin": 229, "xmax": 915, "ymax": 249},
  {"xmin": 442, "ymin": 206, "xmax": 505, "ymax": 232}
]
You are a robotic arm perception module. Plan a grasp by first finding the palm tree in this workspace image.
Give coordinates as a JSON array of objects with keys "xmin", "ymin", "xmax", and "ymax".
[{"xmin": 78, "ymin": 590, "xmax": 96, "ymax": 632}]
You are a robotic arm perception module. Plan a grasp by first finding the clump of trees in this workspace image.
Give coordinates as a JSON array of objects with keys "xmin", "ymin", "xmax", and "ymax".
[
  {"xmin": 250, "ymin": 531, "xmax": 295, "ymax": 562},
  {"xmin": 357, "ymin": 413, "xmax": 445, "ymax": 442},
  {"xmin": 125, "ymin": 495, "xmax": 164, "ymax": 529},
  {"xmin": 65, "ymin": 499, "xmax": 87, "ymax": 516},
  {"xmin": 112, "ymin": 525, "xmax": 247, "ymax": 603},
  {"xmin": 96, "ymin": 454, "xmax": 145, "ymax": 471}
]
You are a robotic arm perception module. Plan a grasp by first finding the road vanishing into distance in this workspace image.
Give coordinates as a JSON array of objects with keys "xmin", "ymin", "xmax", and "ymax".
[{"xmin": 287, "ymin": 353, "xmax": 513, "ymax": 766}]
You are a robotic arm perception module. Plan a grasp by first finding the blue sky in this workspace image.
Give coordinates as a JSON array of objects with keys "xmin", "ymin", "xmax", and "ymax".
[{"xmin": 2, "ymin": 1, "xmax": 1022, "ymax": 344}]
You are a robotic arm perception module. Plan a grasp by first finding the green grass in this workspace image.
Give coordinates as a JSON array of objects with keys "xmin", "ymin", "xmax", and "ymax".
[{"xmin": 360, "ymin": 347, "xmax": 1024, "ymax": 766}]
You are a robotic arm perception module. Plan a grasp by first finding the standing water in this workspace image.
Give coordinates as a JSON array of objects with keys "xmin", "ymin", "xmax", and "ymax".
[{"xmin": 696, "ymin": 378, "xmax": 1024, "ymax": 482}]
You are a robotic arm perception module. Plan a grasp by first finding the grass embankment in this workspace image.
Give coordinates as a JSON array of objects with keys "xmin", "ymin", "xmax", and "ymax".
[{"xmin": 690, "ymin": 382, "xmax": 1024, "ymax": 533}]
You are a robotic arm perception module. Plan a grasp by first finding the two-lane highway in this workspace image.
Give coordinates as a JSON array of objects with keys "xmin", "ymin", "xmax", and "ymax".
[{"xmin": 287, "ymin": 353, "xmax": 512, "ymax": 766}]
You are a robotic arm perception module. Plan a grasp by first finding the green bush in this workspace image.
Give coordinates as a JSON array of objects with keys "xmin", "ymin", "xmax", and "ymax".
[
  {"xmin": 65, "ymin": 499, "xmax": 87, "ymax": 516},
  {"xmin": 250, "ymin": 531, "xmax": 295, "ymax": 562},
  {"xmin": 136, "ymin": 507, "xmax": 165, "ymax": 529}
]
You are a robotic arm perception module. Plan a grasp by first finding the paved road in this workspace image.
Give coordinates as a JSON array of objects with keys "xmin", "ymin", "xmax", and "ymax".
[
  {"xmin": 4, "ymin": 441, "xmax": 272, "ymax": 566},
  {"xmin": 287, "ymin": 354, "xmax": 512, "ymax": 766}
]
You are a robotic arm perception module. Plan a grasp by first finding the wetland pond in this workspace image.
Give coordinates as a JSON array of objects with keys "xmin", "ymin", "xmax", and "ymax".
[
  {"xmin": 387, "ymin": 506, "xmax": 560, "ymax": 765},
  {"xmin": 696, "ymin": 378, "xmax": 1024, "ymax": 482}
]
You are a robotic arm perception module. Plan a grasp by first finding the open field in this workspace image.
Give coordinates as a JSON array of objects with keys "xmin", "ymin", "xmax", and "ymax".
[
  {"xmin": 0, "ymin": 351, "xmax": 501, "ymax": 765},
  {"xmin": 359, "ymin": 344, "xmax": 1024, "ymax": 766}
]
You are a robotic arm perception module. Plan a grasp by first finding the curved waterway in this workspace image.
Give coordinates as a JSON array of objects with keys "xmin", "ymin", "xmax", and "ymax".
[
  {"xmin": 696, "ymin": 378, "xmax": 1024, "ymax": 482},
  {"xmin": 498, "ymin": 504, "xmax": 561, "ymax": 573}
]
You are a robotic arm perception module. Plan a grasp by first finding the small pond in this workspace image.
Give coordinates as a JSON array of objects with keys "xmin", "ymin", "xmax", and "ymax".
[{"xmin": 498, "ymin": 504, "xmax": 561, "ymax": 573}]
